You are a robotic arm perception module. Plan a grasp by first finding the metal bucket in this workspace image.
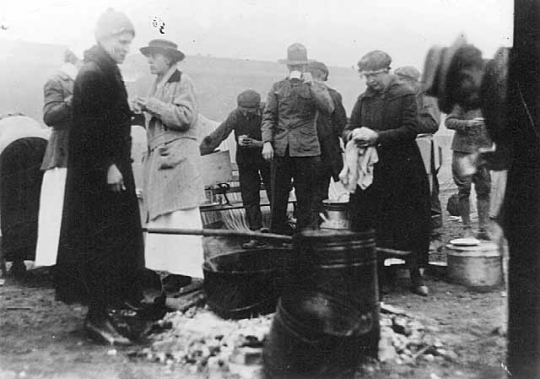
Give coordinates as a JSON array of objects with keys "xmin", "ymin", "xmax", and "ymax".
[
  {"xmin": 446, "ymin": 241, "xmax": 503, "ymax": 289},
  {"xmin": 263, "ymin": 291, "xmax": 379, "ymax": 379},
  {"xmin": 294, "ymin": 229, "xmax": 379, "ymax": 308},
  {"xmin": 320, "ymin": 200, "xmax": 350, "ymax": 230}
]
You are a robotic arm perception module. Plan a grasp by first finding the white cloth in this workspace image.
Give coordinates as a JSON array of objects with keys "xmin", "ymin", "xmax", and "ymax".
[
  {"xmin": 34, "ymin": 167, "xmax": 67, "ymax": 267},
  {"xmin": 339, "ymin": 140, "xmax": 379, "ymax": 192},
  {"xmin": 144, "ymin": 207, "xmax": 204, "ymax": 278},
  {"xmin": 0, "ymin": 116, "xmax": 49, "ymax": 155}
]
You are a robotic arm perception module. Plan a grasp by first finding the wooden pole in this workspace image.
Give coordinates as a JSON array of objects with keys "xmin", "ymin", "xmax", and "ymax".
[
  {"xmin": 144, "ymin": 227, "xmax": 411, "ymax": 258},
  {"xmin": 506, "ymin": 0, "xmax": 540, "ymax": 377}
]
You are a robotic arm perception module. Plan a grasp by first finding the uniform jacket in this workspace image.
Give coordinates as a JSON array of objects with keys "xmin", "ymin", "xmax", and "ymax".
[
  {"xmin": 56, "ymin": 44, "xmax": 144, "ymax": 305},
  {"xmin": 261, "ymin": 78, "xmax": 334, "ymax": 157},
  {"xmin": 199, "ymin": 104, "xmax": 266, "ymax": 165},
  {"xmin": 344, "ymin": 76, "xmax": 430, "ymax": 257},
  {"xmin": 142, "ymin": 66, "xmax": 205, "ymax": 220},
  {"xmin": 317, "ymin": 86, "xmax": 347, "ymax": 181},
  {"xmin": 445, "ymin": 105, "xmax": 493, "ymax": 154},
  {"xmin": 41, "ymin": 67, "xmax": 75, "ymax": 170}
]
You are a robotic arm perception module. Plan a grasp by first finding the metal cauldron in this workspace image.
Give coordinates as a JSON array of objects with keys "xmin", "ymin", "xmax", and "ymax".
[
  {"xmin": 320, "ymin": 200, "xmax": 350, "ymax": 230},
  {"xmin": 203, "ymin": 247, "xmax": 293, "ymax": 319}
]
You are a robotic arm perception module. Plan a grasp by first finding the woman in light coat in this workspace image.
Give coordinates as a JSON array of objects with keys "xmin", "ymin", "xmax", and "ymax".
[{"xmin": 135, "ymin": 39, "xmax": 205, "ymax": 292}]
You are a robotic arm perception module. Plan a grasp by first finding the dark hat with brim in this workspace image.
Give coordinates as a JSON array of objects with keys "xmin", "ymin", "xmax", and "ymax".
[
  {"xmin": 422, "ymin": 35, "xmax": 467, "ymax": 113},
  {"xmin": 278, "ymin": 43, "xmax": 312, "ymax": 65},
  {"xmin": 140, "ymin": 39, "xmax": 185, "ymax": 62}
]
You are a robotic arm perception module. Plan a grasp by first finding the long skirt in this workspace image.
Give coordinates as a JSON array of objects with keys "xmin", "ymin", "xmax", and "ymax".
[
  {"xmin": 0, "ymin": 137, "xmax": 46, "ymax": 262},
  {"xmin": 145, "ymin": 207, "xmax": 204, "ymax": 278},
  {"xmin": 34, "ymin": 167, "xmax": 67, "ymax": 267}
]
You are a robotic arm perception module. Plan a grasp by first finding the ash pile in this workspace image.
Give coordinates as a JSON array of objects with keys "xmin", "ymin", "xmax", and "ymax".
[{"xmin": 129, "ymin": 303, "xmax": 457, "ymax": 378}]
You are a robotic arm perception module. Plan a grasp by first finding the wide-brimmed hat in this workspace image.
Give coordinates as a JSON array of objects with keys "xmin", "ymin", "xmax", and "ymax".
[
  {"xmin": 278, "ymin": 43, "xmax": 311, "ymax": 65},
  {"xmin": 140, "ymin": 39, "xmax": 185, "ymax": 63},
  {"xmin": 422, "ymin": 35, "xmax": 467, "ymax": 113},
  {"xmin": 357, "ymin": 50, "xmax": 392, "ymax": 74}
]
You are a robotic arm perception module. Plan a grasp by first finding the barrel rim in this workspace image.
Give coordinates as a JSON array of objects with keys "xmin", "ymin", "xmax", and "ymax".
[{"xmin": 294, "ymin": 229, "xmax": 375, "ymax": 243}]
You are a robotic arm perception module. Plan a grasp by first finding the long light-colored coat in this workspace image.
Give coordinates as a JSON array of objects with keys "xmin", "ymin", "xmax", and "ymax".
[{"xmin": 143, "ymin": 66, "xmax": 205, "ymax": 221}]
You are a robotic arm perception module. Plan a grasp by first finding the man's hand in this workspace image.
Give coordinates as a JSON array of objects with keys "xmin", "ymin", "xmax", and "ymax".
[
  {"xmin": 134, "ymin": 96, "xmax": 150, "ymax": 112},
  {"xmin": 302, "ymin": 72, "xmax": 314, "ymax": 86},
  {"xmin": 240, "ymin": 137, "xmax": 264, "ymax": 148},
  {"xmin": 107, "ymin": 164, "xmax": 126, "ymax": 192},
  {"xmin": 64, "ymin": 95, "xmax": 73, "ymax": 107},
  {"xmin": 262, "ymin": 142, "xmax": 274, "ymax": 161}
]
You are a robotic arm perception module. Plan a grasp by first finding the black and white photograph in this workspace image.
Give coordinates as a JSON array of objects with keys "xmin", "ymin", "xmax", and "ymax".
[{"xmin": 3, "ymin": 0, "xmax": 539, "ymax": 378}]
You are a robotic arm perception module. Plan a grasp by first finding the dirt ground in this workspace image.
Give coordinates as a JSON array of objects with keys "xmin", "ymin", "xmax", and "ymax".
[{"xmin": 0, "ymin": 188, "xmax": 508, "ymax": 379}]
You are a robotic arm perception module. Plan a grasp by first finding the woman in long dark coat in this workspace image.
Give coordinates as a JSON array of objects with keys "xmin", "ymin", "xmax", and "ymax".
[
  {"xmin": 55, "ymin": 9, "xmax": 144, "ymax": 345},
  {"xmin": 344, "ymin": 50, "xmax": 431, "ymax": 297}
]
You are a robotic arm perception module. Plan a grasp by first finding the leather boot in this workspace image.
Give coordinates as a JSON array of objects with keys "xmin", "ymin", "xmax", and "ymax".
[
  {"xmin": 477, "ymin": 197, "xmax": 491, "ymax": 240},
  {"xmin": 410, "ymin": 267, "xmax": 429, "ymax": 297},
  {"xmin": 84, "ymin": 311, "xmax": 132, "ymax": 346}
]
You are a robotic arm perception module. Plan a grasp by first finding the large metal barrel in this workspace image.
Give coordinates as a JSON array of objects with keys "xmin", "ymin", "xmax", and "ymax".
[
  {"xmin": 263, "ymin": 291, "xmax": 377, "ymax": 379},
  {"xmin": 294, "ymin": 229, "xmax": 379, "ymax": 307},
  {"xmin": 263, "ymin": 230, "xmax": 380, "ymax": 378}
]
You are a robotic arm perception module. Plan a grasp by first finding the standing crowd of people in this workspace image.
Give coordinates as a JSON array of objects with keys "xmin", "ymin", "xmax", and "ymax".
[{"xmin": 0, "ymin": 8, "xmax": 494, "ymax": 345}]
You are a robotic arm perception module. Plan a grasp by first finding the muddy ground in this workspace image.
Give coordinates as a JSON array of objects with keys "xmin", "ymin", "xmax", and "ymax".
[{"xmin": 0, "ymin": 188, "xmax": 508, "ymax": 379}]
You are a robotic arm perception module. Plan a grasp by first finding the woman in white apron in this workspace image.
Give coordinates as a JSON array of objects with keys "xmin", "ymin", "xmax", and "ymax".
[
  {"xmin": 135, "ymin": 39, "xmax": 205, "ymax": 292},
  {"xmin": 35, "ymin": 50, "xmax": 80, "ymax": 267}
]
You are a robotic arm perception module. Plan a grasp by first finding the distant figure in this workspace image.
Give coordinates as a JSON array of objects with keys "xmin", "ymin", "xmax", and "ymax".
[
  {"xmin": 445, "ymin": 104, "xmax": 492, "ymax": 239},
  {"xmin": 0, "ymin": 115, "xmax": 48, "ymax": 277},
  {"xmin": 261, "ymin": 43, "xmax": 334, "ymax": 234},
  {"xmin": 305, "ymin": 61, "xmax": 348, "ymax": 222},
  {"xmin": 55, "ymin": 9, "xmax": 145, "ymax": 346},
  {"xmin": 34, "ymin": 49, "xmax": 81, "ymax": 268},
  {"xmin": 135, "ymin": 39, "xmax": 205, "ymax": 293},
  {"xmin": 200, "ymin": 90, "xmax": 271, "ymax": 248},
  {"xmin": 394, "ymin": 66, "xmax": 443, "ymax": 237}
]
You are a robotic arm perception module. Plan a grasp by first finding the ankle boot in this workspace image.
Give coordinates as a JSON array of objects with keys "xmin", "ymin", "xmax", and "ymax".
[
  {"xmin": 84, "ymin": 310, "xmax": 132, "ymax": 346},
  {"xmin": 410, "ymin": 268, "xmax": 429, "ymax": 297}
]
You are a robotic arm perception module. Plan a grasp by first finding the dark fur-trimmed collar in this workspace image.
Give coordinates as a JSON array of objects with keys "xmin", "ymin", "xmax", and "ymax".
[
  {"xmin": 83, "ymin": 44, "xmax": 120, "ymax": 79},
  {"xmin": 167, "ymin": 69, "xmax": 182, "ymax": 83}
]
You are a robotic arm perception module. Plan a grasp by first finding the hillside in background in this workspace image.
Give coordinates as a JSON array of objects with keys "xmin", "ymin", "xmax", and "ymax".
[{"xmin": 0, "ymin": 39, "xmax": 363, "ymax": 124}]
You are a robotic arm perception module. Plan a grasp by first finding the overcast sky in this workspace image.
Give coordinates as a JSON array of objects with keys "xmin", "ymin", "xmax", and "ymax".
[{"xmin": 1, "ymin": 0, "xmax": 513, "ymax": 69}]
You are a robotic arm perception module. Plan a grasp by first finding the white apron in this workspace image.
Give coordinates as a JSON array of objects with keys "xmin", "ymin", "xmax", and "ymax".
[{"xmin": 144, "ymin": 207, "xmax": 204, "ymax": 278}]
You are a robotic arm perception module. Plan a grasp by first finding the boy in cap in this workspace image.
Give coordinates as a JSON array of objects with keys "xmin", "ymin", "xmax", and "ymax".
[
  {"xmin": 395, "ymin": 66, "xmax": 443, "ymax": 239},
  {"xmin": 306, "ymin": 61, "xmax": 348, "ymax": 220},
  {"xmin": 261, "ymin": 43, "xmax": 334, "ymax": 234},
  {"xmin": 345, "ymin": 50, "xmax": 431, "ymax": 297},
  {"xmin": 200, "ymin": 90, "xmax": 272, "ymax": 248}
]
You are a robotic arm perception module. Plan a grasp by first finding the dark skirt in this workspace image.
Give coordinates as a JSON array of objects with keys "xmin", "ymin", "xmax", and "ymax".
[
  {"xmin": 55, "ymin": 158, "xmax": 145, "ymax": 308},
  {"xmin": 349, "ymin": 145, "xmax": 431, "ymax": 267},
  {"xmin": 0, "ymin": 137, "xmax": 47, "ymax": 262}
]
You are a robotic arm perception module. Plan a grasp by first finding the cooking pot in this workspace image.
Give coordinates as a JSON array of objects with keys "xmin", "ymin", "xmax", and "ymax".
[
  {"xmin": 203, "ymin": 247, "xmax": 293, "ymax": 319},
  {"xmin": 320, "ymin": 200, "xmax": 350, "ymax": 230}
]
